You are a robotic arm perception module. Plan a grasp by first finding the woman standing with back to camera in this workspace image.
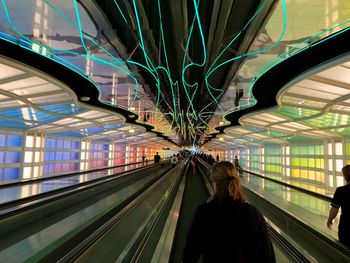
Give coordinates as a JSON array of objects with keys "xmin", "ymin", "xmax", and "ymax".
[{"xmin": 182, "ymin": 161, "xmax": 275, "ymax": 262}]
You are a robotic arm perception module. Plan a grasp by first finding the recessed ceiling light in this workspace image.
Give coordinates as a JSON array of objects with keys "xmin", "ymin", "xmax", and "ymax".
[{"xmin": 80, "ymin": 96, "xmax": 90, "ymax": 101}]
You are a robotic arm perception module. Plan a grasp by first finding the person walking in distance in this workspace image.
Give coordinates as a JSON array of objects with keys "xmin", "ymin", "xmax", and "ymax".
[
  {"xmin": 234, "ymin": 155, "xmax": 242, "ymax": 169},
  {"xmin": 183, "ymin": 161, "xmax": 275, "ymax": 262},
  {"xmin": 171, "ymin": 154, "xmax": 179, "ymax": 168},
  {"xmin": 154, "ymin": 152, "xmax": 161, "ymax": 163},
  {"xmin": 327, "ymin": 164, "xmax": 350, "ymax": 247}
]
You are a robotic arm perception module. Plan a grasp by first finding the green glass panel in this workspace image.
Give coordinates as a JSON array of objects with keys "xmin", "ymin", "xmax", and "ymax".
[
  {"xmin": 346, "ymin": 143, "xmax": 350, "ymax": 155},
  {"xmin": 300, "ymin": 158, "xmax": 306, "ymax": 166},
  {"xmin": 308, "ymin": 145, "xmax": 315, "ymax": 155},
  {"xmin": 308, "ymin": 159, "xmax": 315, "ymax": 168},
  {"xmin": 292, "ymin": 158, "xmax": 299, "ymax": 166},
  {"xmin": 291, "ymin": 146, "xmax": 299, "ymax": 155},
  {"xmin": 300, "ymin": 146, "xmax": 308, "ymax": 155},
  {"xmin": 276, "ymin": 106, "xmax": 319, "ymax": 119}
]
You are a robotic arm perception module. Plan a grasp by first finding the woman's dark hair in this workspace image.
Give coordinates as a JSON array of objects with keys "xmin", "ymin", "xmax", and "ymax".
[
  {"xmin": 211, "ymin": 161, "xmax": 245, "ymax": 203},
  {"xmin": 342, "ymin": 165, "xmax": 350, "ymax": 183}
]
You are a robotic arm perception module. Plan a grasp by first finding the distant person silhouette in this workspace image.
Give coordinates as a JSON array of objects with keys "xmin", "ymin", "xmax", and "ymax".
[
  {"xmin": 327, "ymin": 165, "xmax": 350, "ymax": 246},
  {"xmin": 154, "ymin": 152, "xmax": 161, "ymax": 163},
  {"xmin": 171, "ymin": 154, "xmax": 179, "ymax": 168},
  {"xmin": 183, "ymin": 161, "xmax": 275, "ymax": 262},
  {"xmin": 216, "ymin": 154, "xmax": 219, "ymax": 162},
  {"xmin": 234, "ymin": 155, "xmax": 242, "ymax": 169}
]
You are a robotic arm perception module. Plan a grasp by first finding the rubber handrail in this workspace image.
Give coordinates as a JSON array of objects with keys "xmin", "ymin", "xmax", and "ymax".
[
  {"xmin": 0, "ymin": 158, "xmax": 170, "ymax": 189},
  {"xmin": 0, "ymin": 161, "xmax": 171, "ymax": 216},
  {"xmin": 241, "ymin": 169, "xmax": 332, "ymax": 202}
]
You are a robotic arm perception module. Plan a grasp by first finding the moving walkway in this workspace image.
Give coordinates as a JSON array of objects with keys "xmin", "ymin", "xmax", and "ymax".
[
  {"xmin": 3, "ymin": 157, "xmax": 347, "ymax": 262},
  {"xmin": 0, "ymin": 160, "xmax": 172, "ymax": 262}
]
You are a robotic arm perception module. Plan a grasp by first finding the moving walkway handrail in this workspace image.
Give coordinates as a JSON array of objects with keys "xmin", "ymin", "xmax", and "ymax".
[
  {"xmin": 241, "ymin": 169, "xmax": 332, "ymax": 202},
  {"xmin": 151, "ymin": 162, "xmax": 190, "ymax": 262},
  {"xmin": 195, "ymin": 159, "xmax": 332, "ymax": 202},
  {"xmin": 0, "ymin": 160, "xmax": 171, "ymax": 218},
  {"xmin": 0, "ymin": 158, "xmax": 171, "ymax": 189},
  {"xmin": 243, "ymin": 186, "xmax": 350, "ymax": 261}
]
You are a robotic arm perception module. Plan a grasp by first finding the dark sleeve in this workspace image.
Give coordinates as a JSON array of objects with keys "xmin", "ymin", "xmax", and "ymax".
[
  {"xmin": 257, "ymin": 211, "xmax": 276, "ymax": 263},
  {"xmin": 182, "ymin": 205, "xmax": 205, "ymax": 263},
  {"xmin": 331, "ymin": 187, "xmax": 343, "ymax": 208},
  {"xmin": 247, "ymin": 206, "xmax": 276, "ymax": 263}
]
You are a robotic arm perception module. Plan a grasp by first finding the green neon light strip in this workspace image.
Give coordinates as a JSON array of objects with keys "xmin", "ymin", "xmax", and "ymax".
[
  {"xmin": 113, "ymin": 0, "xmax": 128, "ymax": 24},
  {"xmin": 204, "ymin": 0, "xmax": 287, "ymax": 112},
  {"xmin": 2, "ymin": 0, "xmax": 144, "ymax": 109}
]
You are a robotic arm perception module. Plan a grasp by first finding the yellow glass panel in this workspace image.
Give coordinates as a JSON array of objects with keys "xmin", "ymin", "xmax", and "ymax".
[
  {"xmin": 309, "ymin": 170, "xmax": 315, "ymax": 180},
  {"xmin": 300, "ymin": 170, "xmax": 308, "ymax": 179},
  {"xmin": 300, "ymin": 158, "xmax": 308, "ymax": 166},
  {"xmin": 291, "ymin": 169, "xmax": 300, "ymax": 178},
  {"xmin": 346, "ymin": 144, "xmax": 350, "ymax": 155},
  {"xmin": 320, "ymin": 159, "xmax": 324, "ymax": 169},
  {"xmin": 308, "ymin": 159, "xmax": 315, "ymax": 168}
]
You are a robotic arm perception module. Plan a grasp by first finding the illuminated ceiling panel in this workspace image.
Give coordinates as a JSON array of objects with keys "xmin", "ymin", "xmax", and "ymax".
[
  {"xmin": 215, "ymin": 59, "xmax": 350, "ymax": 149},
  {"xmin": 0, "ymin": 60, "xmax": 173, "ymax": 146}
]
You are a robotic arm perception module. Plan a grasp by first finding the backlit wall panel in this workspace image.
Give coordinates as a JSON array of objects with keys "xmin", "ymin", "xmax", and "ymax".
[
  {"xmin": 89, "ymin": 141, "xmax": 109, "ymax": 169},
  {"xmin": 232, "ymin": 138, "xmax": 350, "ymax": 191},
  {"xmin": 44, "ymin": 136, "xmax": 80, "ymax": 176},
  {"xmin": 0, "ymin": 130, "xmax": 22, "ymax": 182}
]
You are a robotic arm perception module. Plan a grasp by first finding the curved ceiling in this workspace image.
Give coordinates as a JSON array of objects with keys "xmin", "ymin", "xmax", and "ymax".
[
  {"xmin": 0, "ymin": 0, "xmax": 349, "ymax": 147},
  {"xmin": 0, "ymin": 58, "xmax": 173, "ymax": 149},
  {"xmin": 206, "ymin": 57, "xmax": 350, "ymax": 151}
]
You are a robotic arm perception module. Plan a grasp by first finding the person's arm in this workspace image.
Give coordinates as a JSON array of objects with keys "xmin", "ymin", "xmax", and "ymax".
[
  {"xmin": 327, "ymin": 207, "xmax": 339, "ymax": 228},
  {"xmin": 327, "ymin": 187, "xmax": 342, "ymax": 228}
]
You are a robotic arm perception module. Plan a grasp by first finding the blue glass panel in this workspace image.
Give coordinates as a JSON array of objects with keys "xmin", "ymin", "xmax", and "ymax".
[
  {"xmin": 51, "ymin": 131, "xmax": 85, "ymax": 138},
  {"xmin": 0, "ymin": 151, "xmax": 4, "ymax": 163},
  {"xmin": 56, "ymin": 152, "xmax": 63, "ymax": 160},
  {"xmin": 103, "ymin": 144, "xmax": 109, "ymax": 151},
  {"xmin": 45, "ymin": 138, "xmax": 53, "ymax": 148},
  {"xmin": 72, "ymin": 141, "xmax": 80, "ymax": 149},
  {"xmin": 0, "ymin": 168, "xmax": 3, "ymax": 180},
  {"xmin": 44, "ymin": 164, "xmax": 50, "ymax": 174},
  {"xmin": 50, "ymin": 164, "xmax": 55, "ymax": 173},
  {"xmin": 5, "ymin": 152, "xmax": 21, "ymax": 163},
  {"xmin": 86, "ymin": 127, "xmax": 104, "ymax": 134},
  {"xmin": 0, "ymin": 108, "xmax": 59, "ymax": 123},
  {"xmin": 7, "ymin": 134, "xmax": 22, "ymax": 147},
  {"xmin": 4, "ymin": 168, "xmax": 19, "ymax": 180},
  {"xmin": 63, "ymin": 152, "xmax": 70, "ymax": 160},
  {"xmin": 0, "ymin": 134, "xmax": 5, "ymax": 146},
  {"xmin": 49, "ymin": 139, "xmax": 56, "ymax": 148},
  {"xmin": 71, "ymin": 152, "xmax": 80, "ymax": 160},
  {"xmin": 49, "ymin": 152, "xmax": 55, "ymax": 160},
  {"xmin": 0, "ymin": 118, "xmax": 35, "ymax": 129},
  {"xmin": 57, "ymin": 140, "xmax": 63, "ymax": 148},
  {"xmin": 44, "ymin": 152, "xmax": 50, "ymax": 160},
  {"xmin": 105, "ymin": 124, "xmax": 122, "ymax": 129},
  {"xmin": 64, "ymin": 140, "xmax": 71, "ymax": 149},
  {"xmin": 39, "ymin": 104, "xmax": 85, "ymax": 115}
]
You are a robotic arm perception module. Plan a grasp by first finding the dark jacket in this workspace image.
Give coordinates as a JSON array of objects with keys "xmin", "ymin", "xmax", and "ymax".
[{"xmin": 183, "ymin": 198, "xmax": 275, "ymax": 263}]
